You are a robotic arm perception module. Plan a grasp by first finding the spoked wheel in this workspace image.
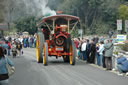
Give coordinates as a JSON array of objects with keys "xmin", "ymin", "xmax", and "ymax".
[
  {"xmin": 36, "ymin": 32, "xmax": 45, "ymax": 63},
  {"xmin": 43, "ymin": 42, "xmax": 48, "ymax": 66},
  {"xmin": 69, "ymin": 41, "xmax": 76, "ymax": 65}
]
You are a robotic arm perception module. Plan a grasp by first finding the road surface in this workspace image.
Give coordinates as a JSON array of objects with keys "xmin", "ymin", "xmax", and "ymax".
[{"xmin": 10, "ymin": 48, "xmax": 128, "ymax": 85}]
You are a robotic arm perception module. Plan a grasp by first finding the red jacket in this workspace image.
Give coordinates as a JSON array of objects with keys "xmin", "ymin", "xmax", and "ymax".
[{"xmin": 8, "ymin": 43, "xmax": 11, "ymax": 49}]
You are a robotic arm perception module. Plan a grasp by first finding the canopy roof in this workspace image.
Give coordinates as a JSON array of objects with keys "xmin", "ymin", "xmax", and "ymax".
[{"xmin": 41, "ymin": 14, "xmax": 80, "ymax": 23}]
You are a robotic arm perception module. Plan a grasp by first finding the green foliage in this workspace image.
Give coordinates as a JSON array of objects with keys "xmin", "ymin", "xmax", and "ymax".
[
  {"xmin": 71, "ymin": 27, "xmax": 79, "ymax": 38},
  {"xmin": 1, "ymin": 0, "xmax": 128, "ymax": 36},
  {"xmin": 0, "ymin": 0, "xmax": 6, "ymax": 23},
  {"xmin": 118, "ymin": 43, "xmax": 128, "ymax": 51},
  {"xmin": 14, "ymin": 16, "xmax": 37, "ymax": 35},
  {"xmin": 57, "ymin": 0, "xmax": 121, "ymax": 35},
  {"xmin": 118, "ymin": 5, "xmax": 128, "ymax": 20}
]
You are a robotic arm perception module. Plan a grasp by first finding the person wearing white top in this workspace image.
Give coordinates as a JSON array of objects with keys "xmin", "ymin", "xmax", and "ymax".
[
  {"xmin": 81, "ymin": 40, "xmax": 87, "ymax": 60},
  {"xmin": 97, "ymin": 41, "xmax": 104, "ymax": 66}
]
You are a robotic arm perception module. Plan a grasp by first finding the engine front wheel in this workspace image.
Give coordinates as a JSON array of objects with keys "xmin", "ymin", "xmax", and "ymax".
[{"xmin": 36, "ymin": 32, "xmax": 45, "ymax": 63}]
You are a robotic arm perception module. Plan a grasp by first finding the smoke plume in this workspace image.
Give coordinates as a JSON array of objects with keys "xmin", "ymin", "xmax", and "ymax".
[
  {"xmin": 4, "ymin": 0, "xmax": 56, "ymax": 22},
  {"xmin": 22, "ymin": 0, "xmax": 56, "ymax": 16}
]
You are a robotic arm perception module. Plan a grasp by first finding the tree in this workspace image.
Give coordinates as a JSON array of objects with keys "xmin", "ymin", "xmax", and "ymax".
[
  {"xmin": 118, "ymin": 5, "xmax": 128, "ymax": 20},
  {"xmin": 15, "ymin": 16, "xmax": 37, "ymax": 35},
  {"xmin": 57, "ymin": 0, "xmax": 120, "ymax": 35},
  {"xmin": 0, "ymin": 0, "xmax": 6, "ymax": 23}
]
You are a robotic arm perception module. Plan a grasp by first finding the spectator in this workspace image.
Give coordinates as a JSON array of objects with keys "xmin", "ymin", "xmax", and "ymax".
[
  {"xmin": 100, "ymin": 36, "xmax": 105, "ymax": 42},
  {"xmin": 97, "ymin": 41, "xmax": 104, "ymax": 66},
  {"xmin": 19, "ymin": 37, "xmax": 23, "ymax": 48},
  {"xmin": 74, "ymin": 38, "xmax": 79, "ymax": 49},
  {"xmin": 26, "ymin": 37, "xmax": 29, "ymax": 48},
  {"xmin": 29, "ymin": 36, "xmax": 33, "ymax": 48},
  {"xmin": 33, "ymin": 37, "xmax": 36, "ymax": 48},
  {"xmin": 96, "ymin": 43, "xmax": 100, "ymax": 65},
  {"xmin": 0, "ymin": 47, "xmax": 14, "ymax": 85},
  {"xmin": 104, "ymin": 39, "xmax": 114, "ymax": 70},
  {"xmin": 7, "ymin": 41, "xmax": 11, "ymax": 56},
  {"xmin": 81, "ymin": 39, "xmax": 87, "ymax": 60},
  {"xmin": 86, "ymin": 39, "xmax": 90, "ymax": 63},
  {"xmin": 16, "ymin": 41, "xmax": 22, "ymax": 56},
  {"xmin": 89, "ymin": 39, "xmax": 96, "ymax": 64},
  {"xmin": 11, "ymin": 43, "xmax": 17, "ymax": 58},
  {"xmin": 23, "ymin": 37, "xmax": 27, "ymax": 48},
  {"xmin": 117, "ymin": 55, "xmax": 128, "ymax": 76},
  {"xmin": 2, "ymin": 41, "xmax": 9, "ymax": 55},
  {"xmin": 78, "ymin": 40, "xmax": 82, "ymax": 59},
  {"xmin": 108, "ymin": 31, "xmax": 113, "ymax": 38},
  {"xmin": 93, "ymin": 36, "xmax": 99, "ymax": 45},
  {"xmin": 102, "ymin": 49, "xmax": 106, "ymax": 68}
]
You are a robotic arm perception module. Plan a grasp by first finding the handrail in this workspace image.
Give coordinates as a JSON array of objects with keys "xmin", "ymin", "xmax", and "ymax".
[{"xmin": 70, "ymin": 21, "xmax": 79, "ymax": 34}]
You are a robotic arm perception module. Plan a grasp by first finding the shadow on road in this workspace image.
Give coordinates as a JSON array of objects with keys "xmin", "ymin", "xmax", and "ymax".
[{"xmin": 41, "ymin": 59, "xmax": 88, "ymax": 66}]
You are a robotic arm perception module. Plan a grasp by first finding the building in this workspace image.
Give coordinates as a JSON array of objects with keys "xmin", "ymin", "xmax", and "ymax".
[{"xmin": 0, "ymin": 23, "xmax": 8, "ymax": 35}]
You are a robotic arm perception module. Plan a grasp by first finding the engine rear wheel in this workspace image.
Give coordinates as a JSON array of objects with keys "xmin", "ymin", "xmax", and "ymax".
[
  {"xmin": 63, "ymin": 36, "xmax": 71, "ymax": 63},
  {"xmin": 69, "ymin": 41, "xmax": 76, "ymax": 65},
  {"xmin": 43, "ymin": 42, "xmax": 48, "ymax": 66},
  {"xmin": 36, "ymin": 32, "xmax": 45, "ymax": 63}
]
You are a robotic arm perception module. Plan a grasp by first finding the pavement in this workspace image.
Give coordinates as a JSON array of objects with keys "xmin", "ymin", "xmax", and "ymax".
[{"xmin": 9, "ymin": 48, "xmax": 128, "ymax": 85}]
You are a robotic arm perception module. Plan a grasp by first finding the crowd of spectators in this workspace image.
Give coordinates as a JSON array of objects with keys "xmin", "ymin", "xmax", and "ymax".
[
  {"xmin": 1, "ymin": 34, "xmax": 128, "ymax": 76},
  {"xmin": 0, "ymin": 35, "xmax": 37, "ymax": 58},
  {"xmin": 73, "ymin": 36, "xmax": 128, "ymax": 76}
]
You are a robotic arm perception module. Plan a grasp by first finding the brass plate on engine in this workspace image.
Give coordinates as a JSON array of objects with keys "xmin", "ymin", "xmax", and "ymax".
[{"xmin": 56, "ymin": 47, "xmax": 63, "ymax": 51}]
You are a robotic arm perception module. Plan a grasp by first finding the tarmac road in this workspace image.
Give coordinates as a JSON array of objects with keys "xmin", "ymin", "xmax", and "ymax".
[{"xmin": 10, "ymin": 48, "xmax": 128, "ymax": 85}]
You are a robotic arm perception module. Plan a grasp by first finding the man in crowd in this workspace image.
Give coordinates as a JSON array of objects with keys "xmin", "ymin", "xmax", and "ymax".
[
  {"xmin": 117, "ymin": 55, "xmax": 128, "ymax": 76},
  {"xmin": 93, "ymin": 36, "xmax": 99, "ymax": 45},
  {"xmin": 16, "ymin": 41, "xmax": 22, "ymax": 56},
  {"xmin": 81, "ymin": 39, "xmax": 87, "ymax": 60},
  {"xmin": 104, "ymin": 39, "xmax": 114, "ymax": 70},
  {"xmin": 89, "ymin": 39, "xmax": 96, "ymax": 63},
  {"xmin": 86, "ymin": 39, "xmax": 90, "ymax": 63}
]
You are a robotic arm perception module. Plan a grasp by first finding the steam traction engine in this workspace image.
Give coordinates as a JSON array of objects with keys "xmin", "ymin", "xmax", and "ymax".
[{"xmin": 36, "ymin": 15, "xmax": 80, "ymax": 66}]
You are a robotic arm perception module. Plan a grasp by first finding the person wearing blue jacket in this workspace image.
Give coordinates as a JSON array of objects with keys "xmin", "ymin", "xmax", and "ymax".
[
  {"xmin": 117, "ymin": 56, "xmax": 128, "ymax": 75},
  {"xmin": 0, "ymin": 47, "xmax": 14, "ymax": 85},
  {"xmin": 97, "ymin": 41, "xmax": 104, "ymax": 67}
]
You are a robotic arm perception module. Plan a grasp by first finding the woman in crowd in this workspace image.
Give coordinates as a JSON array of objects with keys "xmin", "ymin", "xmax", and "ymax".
[{"xmin": 0, "ymin": 47, "xmax": 14, "ymax": 85}]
